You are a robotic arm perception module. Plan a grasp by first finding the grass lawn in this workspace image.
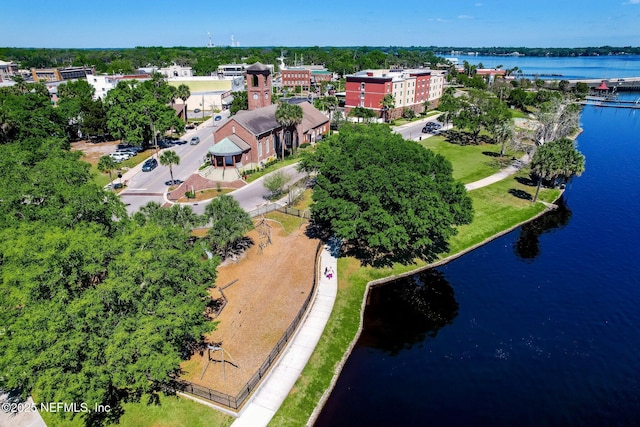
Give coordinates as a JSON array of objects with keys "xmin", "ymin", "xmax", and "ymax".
[
  {"xmin": 269, "ymin": 171, "xmax": 561, "ymax": 426},
  {"xmin": 176, "ymin": 187, "xmax": 234, "ymax": 203},
  {"xmin": 419, "ymin": 135, "xmax": 510, "ymax": 184},
  {"xmin": 245, "ymin": 157, "xmax": 302, "ymax": 183},
  {"xmin": 39, "ymin": 393, "xmax": 234, "ymax": 427},
  {"xmin": 265, "ymin": 211, "xmax": 307, "ymax": 234}
]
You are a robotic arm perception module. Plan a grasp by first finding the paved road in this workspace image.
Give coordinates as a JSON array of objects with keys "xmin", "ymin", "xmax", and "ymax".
[
  {"xmin": 120, "ymin": 112, "xmax": 230, "ymax": 213},
  {"xmin": 392, "ymin": 114, "xmax": 447, "ymax": 141},
  {"xmin": 177, "ymin": 163, "xmax": 308, "ymax": 216},
  {"xmin": 118, "ymin": 112, "xmax": 440, "ymax": 214}
]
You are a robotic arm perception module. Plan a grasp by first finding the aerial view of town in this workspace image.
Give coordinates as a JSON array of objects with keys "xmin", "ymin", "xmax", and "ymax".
[{"xmin": 1, "ymin": 1, "xmax": 640, "ymax": 426}]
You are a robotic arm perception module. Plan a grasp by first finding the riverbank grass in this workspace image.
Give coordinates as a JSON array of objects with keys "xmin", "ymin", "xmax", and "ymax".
[
  {"xmin": 419, "ymin": 135, "xmax": 517, "ymax": 184},
  {"xmin": 270, "ymin": 171, "xmax": 561, "ymax": 426}
]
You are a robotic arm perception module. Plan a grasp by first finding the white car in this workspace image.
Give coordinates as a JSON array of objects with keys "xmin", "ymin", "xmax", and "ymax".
[{"xmin": 109, "ymin": 152, "xmax": 131, "ymax": 162}]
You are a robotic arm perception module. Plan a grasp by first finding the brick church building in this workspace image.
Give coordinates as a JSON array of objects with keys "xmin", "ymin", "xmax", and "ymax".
[{"xmin": 209, "ymin": 63, "xmax": 329, "ymax": 172}]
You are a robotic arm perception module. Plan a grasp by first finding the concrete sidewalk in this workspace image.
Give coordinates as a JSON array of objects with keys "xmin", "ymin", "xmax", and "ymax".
[
  {"xmin": 465, "ymin": 153, "xmax": 531, "ymax": 191},
  {"xmin": 230, "ymin": 245, "xmax": 338, "ymax": 427}
]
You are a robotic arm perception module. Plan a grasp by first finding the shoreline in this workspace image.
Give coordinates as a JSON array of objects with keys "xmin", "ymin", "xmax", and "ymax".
[{"xmin": 306, "ymin": 191, "xmax": 563, "ymax": 425}]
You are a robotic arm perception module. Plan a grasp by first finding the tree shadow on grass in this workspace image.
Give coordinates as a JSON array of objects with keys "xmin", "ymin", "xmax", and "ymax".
[
  {"xmin": 482, "ymin": 151, "xmax": 501, "ymax": 157},
  {"xmin": 342, "ymin": 238, "xmax": 448, "ymax": 268},
  {"xmin": 515, "ymin": 176, "xmax": 536, "ymax": 186},
  {"xmin": 444, "ymin": 129, "xmax": 494, "ymax": 146},
  {"xmin": 509, "ymin": 188, "xmax": 533, "ymax": 201}
]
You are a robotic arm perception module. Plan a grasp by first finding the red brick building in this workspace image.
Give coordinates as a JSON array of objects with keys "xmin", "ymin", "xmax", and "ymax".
[
  {"xmin": 247, "ymin": 62, "xmax": 272, "ymax": 111},
  {"xmin": 209, "ymin": 63, "xmax": 329, "ymax": 172},
  {"xmin": 346, "ymin": 73, "xmax": 392, "ymax": 113},
  {"xmin": 281, "ymin": 68, "xmax": 312, "ymax": 92},
  {"xmin": 280, "ymin": 66, "xmax": 333, "ymax": 93},
  {"xmin": 345, "ymin": 69, "xmax": 441, "ymax": 120}
]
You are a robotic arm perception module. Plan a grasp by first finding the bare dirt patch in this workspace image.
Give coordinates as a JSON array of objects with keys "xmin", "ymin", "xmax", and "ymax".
[
  {"xmin": 179, "ymin": 220, "xmax": 320, "ymax": 398},
  {"xmin": 70, "ymin": 140, "xmax": 121, "ymax": 166}
]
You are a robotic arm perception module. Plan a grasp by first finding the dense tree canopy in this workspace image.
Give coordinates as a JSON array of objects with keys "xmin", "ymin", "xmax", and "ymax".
[
  {"xmin": 203, "ymin": 195, "xmax": 254, "ymax": 260},
  {"xmin": 300, "ymin": 124, "xmax": 473, "ymax": 266},
  {"xmin": 104, "ymin": 77, "xmax": 184, "ymax": 145},
  {"xmin": 0, "ymin": 84, "xmax": 220, "ymax": 425},
  {"xmin": 451, "ymin": 89, "xmax": 512, "ymax": 145}
]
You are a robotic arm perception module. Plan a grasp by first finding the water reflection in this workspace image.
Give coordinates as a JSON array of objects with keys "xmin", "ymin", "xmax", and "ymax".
[
  {"xmin": 359, "ymin": 269, "xmax": 458, "ymax": 355},
  {"xmin": 513, "ymin": 196, "xmax": 572, "ymax": 261}
]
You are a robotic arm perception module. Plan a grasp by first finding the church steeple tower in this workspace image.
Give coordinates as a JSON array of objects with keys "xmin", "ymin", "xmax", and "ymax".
[{"xmin": 246, "ymin": 62, "xmax": 272, "ymax": 111}]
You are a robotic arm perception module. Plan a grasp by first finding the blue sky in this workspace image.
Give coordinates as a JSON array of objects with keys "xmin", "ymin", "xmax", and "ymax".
[{"xmin": 2, "ymin": 0, "xmax": 640, "ymax": 48}]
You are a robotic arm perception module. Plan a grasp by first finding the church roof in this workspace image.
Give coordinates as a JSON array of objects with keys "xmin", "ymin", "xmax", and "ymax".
[
  {"xmin": 209, "ymin": 135, "xmax": 251, "ymax": 156},
  {"xmin": 299, "ymin": 101, "xmax": 330, "ymax": 132},
  {"xmin": 233, "ymin": 104, "xmax": 281, "ymax": 135},
  {"xmin": 225, "ymin": 101, "xmax": 328, "ymax": 137},
  {"xmin": 246, "ymin": 62, "xmax": 271, "ymax": 74}
]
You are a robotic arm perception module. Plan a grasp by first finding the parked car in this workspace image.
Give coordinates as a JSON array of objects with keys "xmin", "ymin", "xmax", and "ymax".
[
  {"xmin": 422, "ymin": 122, "xmax": 442, "ymax": 133},
  {"xmin": 190, "ymin": 136, "xmax": 200, "ymax": 145},
  {"xmin": 174, "ymin": 139, "xmax": 188, "ymax": 145},
  {"xmin": 116, "ymin": 147, "xmax": 140, "ymax": 155},
  {"xmin": 141, "ymin": 158, "xmax": 158, "ymax": 172},
  {"xmin": 214, "ymin": 115, "xmax": 222, "ymax": 121},
  {"xmin": 185, "ymin": 124, "xmax": 195, "ymax": 130},
  {"xmin": 109, "ymin": 152, "xmax": 131, "ymax": 162},
  {"xmin": 158, "ymin": 139, "xmax": 175, "ymax": 149},
  {"xmin": 194, "ymin": 108, "xmax": 201, "ymax": 113}
]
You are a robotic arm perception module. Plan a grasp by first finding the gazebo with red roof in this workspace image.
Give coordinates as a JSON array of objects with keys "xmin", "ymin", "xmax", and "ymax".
[{"xmin": 596, "ymin": 80, "xmax": 609, "ymax": 92}]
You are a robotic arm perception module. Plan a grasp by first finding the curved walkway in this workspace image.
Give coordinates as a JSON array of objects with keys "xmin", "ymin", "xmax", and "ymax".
[{"xmin": 465, "ymin": 153, "xmax": 531, "ymax": 190}]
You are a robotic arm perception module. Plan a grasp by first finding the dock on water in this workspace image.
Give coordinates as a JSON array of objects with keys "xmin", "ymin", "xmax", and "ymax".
[{"xmin": 580, "ymin": 95, "xmax": 640, "ymax": 109}]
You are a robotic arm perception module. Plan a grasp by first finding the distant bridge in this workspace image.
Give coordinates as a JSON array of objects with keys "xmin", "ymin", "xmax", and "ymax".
[
  {"xmin": 567, "ymin": 77, "xmax": 640, "ymax": 91},
  {"xmin": 579, "ymin": 95, "xmax": 640, "ymax": 109}
]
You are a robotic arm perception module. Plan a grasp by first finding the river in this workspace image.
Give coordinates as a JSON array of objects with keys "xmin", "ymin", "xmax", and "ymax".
[
  {"xmin": 446, "ymin": 54, "xmax": 640, "ymax": 80},
  {"xmin": 315, "ymin": 102, "xmax": 640, "ymax": 425}
]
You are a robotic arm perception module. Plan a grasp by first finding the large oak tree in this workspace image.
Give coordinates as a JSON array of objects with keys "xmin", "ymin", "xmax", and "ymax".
[{"xmin": 300, "ymin": 124, "xmax": 473, "ymax": 266}]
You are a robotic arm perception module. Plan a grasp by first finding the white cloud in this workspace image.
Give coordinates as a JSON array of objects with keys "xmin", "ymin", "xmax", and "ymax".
[
  {"xmin": 458, "ymin": 15, "xmax": 474, "ymax": 19},
  {"xmin": 428, "ymin": 18, "xmax": 450, "ymax": 22},
  {"xmin": 475, "ymin": 2, "xmax": 483, "ymax": 6},
  {"xmin": 623, "ymin": 0, "xmax": 640, "ymax": 4}
]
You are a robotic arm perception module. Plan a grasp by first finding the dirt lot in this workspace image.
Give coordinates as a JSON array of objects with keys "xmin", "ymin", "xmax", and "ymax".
[
  {"xmin": 70, "ymin": 140, "xmax": 121, "ymax": 166},
  {"xmin": 179, "ymin": 220, "xmax": 320, "ymax": 397}
]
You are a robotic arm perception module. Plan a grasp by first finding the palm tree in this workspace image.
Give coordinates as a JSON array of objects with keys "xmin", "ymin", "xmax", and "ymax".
[
  {"xmin": 168, "ymin": 85, "xmax": 177, "ymax": 107},
  {"xmin": 275, "ymin": 102, "xmax": 303, "ymax": 159},
  {"xmin": 97, "ymin": 155, "xmax": 118, "ymax": 189},
  {"xmin": 492, "ymin": 119, "xmax": 515, "ymax": 158},
  {"xmin": 530, "ymin": 137, "xmax": 585, "ymax": 202},
  {"xmin": 11, "ymin": 75, "xmax": 28, "ymax": 94},
  {"xmin": 324, "ymin": 95, "xmax": 338, "ymax": 122},
  {"xmin": 380, "ymin": 94, "xmax": 395, "ymax": 122},
  {"xmin": 159, "ymin": 150, "xmax": 180, "ymax": 185},
  {"xmin": 176, "ymin": 84, "xmax": 190, "ymax": 122}
]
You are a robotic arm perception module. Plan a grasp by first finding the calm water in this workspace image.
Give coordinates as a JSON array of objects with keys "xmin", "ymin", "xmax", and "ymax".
[
  {"xmin": 316, "ymin": 106, "xmax": 640, "ymax": 426},
  {"xmin": 449, "ymin": 54, "xmax": 640, "ymax": 80}
]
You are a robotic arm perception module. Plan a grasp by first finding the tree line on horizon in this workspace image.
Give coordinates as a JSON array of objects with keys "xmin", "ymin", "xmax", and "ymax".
[{"xmin": 3, "ymin": 45, "xmax": 637, "ymax": 78}]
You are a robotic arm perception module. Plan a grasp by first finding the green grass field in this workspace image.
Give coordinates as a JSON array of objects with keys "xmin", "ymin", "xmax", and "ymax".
[{"xmin": 419, "ymin": 135, "xmax": 510, "ymax": 184}]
